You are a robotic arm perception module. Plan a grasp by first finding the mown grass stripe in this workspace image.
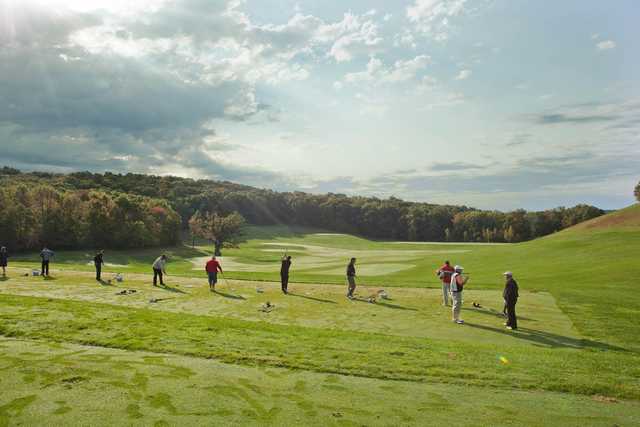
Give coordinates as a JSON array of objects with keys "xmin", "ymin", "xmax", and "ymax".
[{"xmin": 1, "ymin": 293, "xmax": 638, "ymax": 400}]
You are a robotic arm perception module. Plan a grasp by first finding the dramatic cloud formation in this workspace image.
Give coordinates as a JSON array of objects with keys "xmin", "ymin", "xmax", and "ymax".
[{"xmin": 0, "ymin": 0, "xmax": 636, "ymax": 210}]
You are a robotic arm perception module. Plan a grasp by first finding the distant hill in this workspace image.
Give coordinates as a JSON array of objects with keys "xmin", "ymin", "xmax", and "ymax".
[{"xmin": 566, "ymin": 203, "xmax": 640, "ymax": 231}]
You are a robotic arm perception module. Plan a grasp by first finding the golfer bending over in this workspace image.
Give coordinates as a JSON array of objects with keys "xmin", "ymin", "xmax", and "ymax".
[
  {"xmin": 502, "ymin": 271, "xmax": 519, "ymax": 330},
  {"xmin": 450, "ymin": 265, "xmax": 469, "ymax": 324},
  {"xmin": 346, "ymin": 257, "xmax": 357, "ymax": 299},
  {"xmin": 436, "ymin": 260, "xmax": 454, "ymax": 306},
  {"xmin": 205, "ymin": 256, "xmax": 223, "ymax": 291},
  {"xmin": 152, "ymin": 254, "xmax": 168, "ymax": 286}
]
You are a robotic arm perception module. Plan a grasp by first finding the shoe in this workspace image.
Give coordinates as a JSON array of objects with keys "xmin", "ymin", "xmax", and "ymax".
[
  {"xmin": 503, "ymin": 322, "xmax": 508, "ymax": 326},
  {"xmin": 506, "ymin": 326, "xmax": 513, "ymax": 330},
  {"xmin": 455, "ymin": 320, "xmax": 464, "ymax": 324}
]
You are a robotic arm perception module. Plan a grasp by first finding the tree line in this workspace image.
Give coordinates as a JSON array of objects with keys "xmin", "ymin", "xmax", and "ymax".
[
  {"xmin": 0, "ymin": 179, "xmax": 181, "ymax": 251},
  {"xmin": 0, "ymin": 167, "xmax": 607, "ymax": 247}
]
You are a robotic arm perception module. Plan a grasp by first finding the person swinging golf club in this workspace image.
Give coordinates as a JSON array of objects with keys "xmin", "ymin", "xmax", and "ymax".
[
  {"xmin": 346, "ymin": 257, "xmax": 357, "ymax": 299},
  {"xmin": 205, "ymin": 255, "xmax": 223, "ymax": 291},
  {"xmin": 94, "ymin": 250, "xmax": 104, "ymax": 281},
  {"xmin": 450, "ymin": 265, "xmax": 469, "ymax": 324},
  {"xmin": 280, "ymin": 254, "xmax": 292, "ymax": 294}
]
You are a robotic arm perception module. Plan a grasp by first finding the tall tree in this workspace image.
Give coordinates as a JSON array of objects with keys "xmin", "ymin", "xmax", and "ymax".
[{"xmin": 189, "ymin": 211, "xmax": 245, "ymax": 255}]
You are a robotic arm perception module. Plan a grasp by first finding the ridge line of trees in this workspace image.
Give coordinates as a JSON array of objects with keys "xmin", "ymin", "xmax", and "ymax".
[{"xmin": 1, "ymin": 167, "xmax": 607, "ymax": 248}]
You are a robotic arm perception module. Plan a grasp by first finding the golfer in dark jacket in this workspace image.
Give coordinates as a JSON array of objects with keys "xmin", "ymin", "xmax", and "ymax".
[
  {"xmin": 503, "ymin": 271, "xmax": 519, "ymax": 330},
  {"xmin": 280, "ymin": 255, "xmax": 292, "ymax": 294},
  {"xmin": 94, "ymin": 250, "xmax": 104, "ymax": 281},
  {"xmin": 346, "ymin": 258, "xmax": 357, "ymax": 299},
  {"xmin": 40, "ymin": 247, "xmax": 54, "ymax": 277},
  {"xmin": 0, "ymin": 246, "xmax": 8, "ymax": 277}
]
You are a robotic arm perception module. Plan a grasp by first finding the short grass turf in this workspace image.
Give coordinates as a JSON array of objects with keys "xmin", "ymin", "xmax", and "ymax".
[
  {"xmin": 0, "ymin": 270, "xmax": 581, "ymax": 345},
  {"xmin": 1, "ymin": 338, "xmax": 639, "ymax": 427},
  {"xmin": 0, "ymin": 276, "xmax": 638, "ymax": 402},
  {"xmin": 2, "ymin": 205, "xmax": 640, "ymax": 425}
]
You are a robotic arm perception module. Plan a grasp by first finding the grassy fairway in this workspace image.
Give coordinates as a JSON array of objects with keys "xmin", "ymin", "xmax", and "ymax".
[
  {"xmin": 2, "ymin": 338, "xmax": 639, "ymax": 426},
  {"xmin": 1, "ymin": 205, "xmax": 640, "ymax": 425}
]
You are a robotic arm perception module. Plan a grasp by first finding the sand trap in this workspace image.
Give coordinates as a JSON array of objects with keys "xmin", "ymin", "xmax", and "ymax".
[
  {"xmin": 391, "ymin": 241, "xmax": 508, "ymax": 246},
  {"xmin": 323, "ymin": 263, "xmax": 415, "ymax": 276},
  {"xmin": 85, "ymin": 262, "xmax": 130, "ymax": 267}
]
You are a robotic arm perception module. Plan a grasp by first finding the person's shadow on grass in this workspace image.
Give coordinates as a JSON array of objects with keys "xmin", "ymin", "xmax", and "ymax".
[
  {"xmin": 0, "ymin": 276, "xmax": 8, "ymax": 282},
  {"xmin": 43, "ymin": 276, "xmax": 57, "ymax": 281},
  {"xmin": 213, "ymin": 289, "xmax": 246, "ymax": 300},
  {"xmin": 464, "ymin": 322, "xmax": 627, "ymax": 352},
  {"xmin": 98, "ymin": 279, "xmax": 115, "ymax": 286},
  {"xmin": 462, "ymin": 306, "xmax": 535, "ymax": 321},
  {"xmin": 350, "ymin": 296, "xmax": 417, "ymax": 311},
  {"xmin": 156, "ymin": 284, "xmax": 188, "ymax": 294},
  {"xmin": 287, "ymin": 292, "xmax": 336, "ymax": 304}
]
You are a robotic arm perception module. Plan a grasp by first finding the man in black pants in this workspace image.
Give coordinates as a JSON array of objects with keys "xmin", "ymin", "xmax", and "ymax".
[
  {"xmin": 280, "ymin": 255, "xmax": 292, "ymax": 294},
  {"xmin": 502, "ymin": 271, "xmax": 519, "ymax": 330},
  {"xmin": 346, "ymin": 258, "xmax": 357, "ymax": 299},
  {"xmin": 94, "ymin": 250, "xmax": 104, "ymax": 281},
  {"xmin": 152, "ymin": 254, "xmax": 168, "ymax": 286},
  {"xmin": 40, "ymin": 247, "xmax": 54, "ymax": 277}
]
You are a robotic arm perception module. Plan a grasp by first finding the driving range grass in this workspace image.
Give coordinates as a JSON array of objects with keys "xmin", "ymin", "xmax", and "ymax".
[
  {"xmin": 0, "ymin": 291, "xmax": 638, "ymax": 399},
  {"xmin": 2, "ymin": 338, "xmax": 639, "ymax": 427},
  {"xmin": 1, "ymin": 205, "xmax": 640, "ymax": 425}
]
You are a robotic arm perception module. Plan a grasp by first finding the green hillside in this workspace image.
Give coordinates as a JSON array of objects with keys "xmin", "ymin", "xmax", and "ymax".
[{"xmin": 1, "ymin": 206, "xmax": 639, "ymax": 425}]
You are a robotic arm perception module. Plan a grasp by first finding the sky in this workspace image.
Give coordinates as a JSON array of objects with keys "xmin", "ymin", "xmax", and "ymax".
[{"xmin": 0, "ymin": 0, "xmax": 638, "ymax": 211}]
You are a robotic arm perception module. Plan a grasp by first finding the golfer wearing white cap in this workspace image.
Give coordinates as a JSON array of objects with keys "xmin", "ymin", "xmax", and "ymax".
[
  {"xmin": 502, "ymin": 271, "xmax": 519, "ymax": 330},
  {"xmin": 450, "ymin": 265, "xmax": 469, "ymax": 324}
]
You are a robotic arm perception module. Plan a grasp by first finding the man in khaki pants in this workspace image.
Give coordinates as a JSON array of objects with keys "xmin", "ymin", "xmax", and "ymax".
[{"xmin": 450, "ymin": 265, "xmax": 469, "ymax": 324}]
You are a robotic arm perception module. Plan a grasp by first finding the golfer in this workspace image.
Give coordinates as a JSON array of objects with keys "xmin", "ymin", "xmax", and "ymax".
[
  {"xmin": 346, "ymin": 257, "xmax": 357, "ymax": 299},
  {"xmin": 436, "ymin": 260, "xmax": 455, "ymax": 306},
  {"xmin": 0, "ymin": 246, "xmax": 8, "ymax": 277},
  {"xmin": 152, "ymin": 254, "xmax": 168, "ymax": 286},
  {"xmin": 503, "ymin": 271, "xmax": 519, "ymax": 330},
  {"xmin": 94, "ymin": 250, "xmax": 104, "ymax": 281},
  {"xmin": 280, "ymin": 255, "xmax": 292, "ymax": 294},
  {"xmin": 205, "ymin": 256, "xmax": 223, "ymax": 291},
  {"xmin": 450, "ymin": 265, "xmax": 469, "ymax": 324},
  {"xmin": 40, "ymin": 246, "xmax": 54, "ymax": 277}
]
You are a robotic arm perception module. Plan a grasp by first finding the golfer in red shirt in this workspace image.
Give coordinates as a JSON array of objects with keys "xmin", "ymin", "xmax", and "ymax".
[
  {"xmin": 436, "ymin": 260, "xmax": 455, "ymax": 306},
  {"xmin": 205, "ymin": 256, "xmax": 223, "ymax": 291}
]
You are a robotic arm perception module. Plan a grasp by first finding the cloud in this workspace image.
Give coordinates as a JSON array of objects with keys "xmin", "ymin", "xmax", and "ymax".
[
  {"xmin": 0, "ymin": 1, "xmax": 301, "ymax": 187},
  {"xmin": 506, "ymin": 133, "xmax": 532, "ymax": 147},
  {"xmin": 531, "ymin": 101, "xmax": 640, "ymax": 127},
  {"xmin": 455, "ymin": 69, "xmax": 472, "ymax": 80},
  {"xmin": 343, "ymin": 55, "xmax": 430, "ymax": 86},
  {"xmin": 347, "ymin": 150, "xmax": 639, "ymax": 209},
  {"xmin": 406, "ymin": 0, "xmax": 468, "ymax": 41},
  {"xmin": 596, "ymin": 40, "xmax": 616, "ymax": 50},
  {"xmin": 536, "ymin": 114, "xmax": 616, "ymax": 125},
  {"xmin": 429, "ymin": 162, "xmax": 488, "ymax": 171}
]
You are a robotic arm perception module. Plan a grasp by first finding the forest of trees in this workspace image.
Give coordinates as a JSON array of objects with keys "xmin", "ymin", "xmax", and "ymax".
[
  {"xmin": 0, "ymin": 178, "xmax": 181, "ymax": 251},
  {"xmin": 0, "ymin": 167, "xmax": 606, "ymax": 250}
]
